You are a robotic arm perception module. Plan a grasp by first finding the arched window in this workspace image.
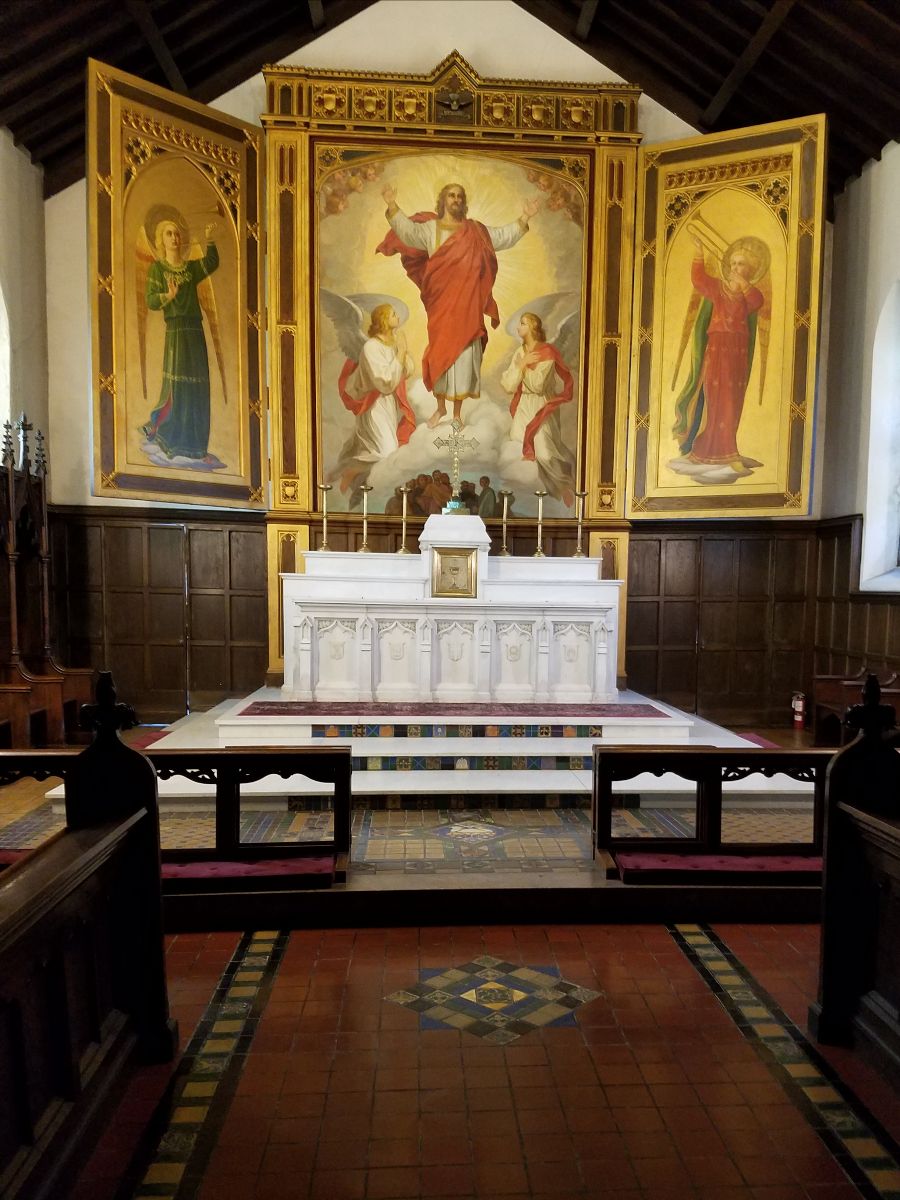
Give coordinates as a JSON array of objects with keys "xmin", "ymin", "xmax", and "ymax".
[{"xmin": 860, "ymin": 279, "xmax": 900, "ymax": 589}]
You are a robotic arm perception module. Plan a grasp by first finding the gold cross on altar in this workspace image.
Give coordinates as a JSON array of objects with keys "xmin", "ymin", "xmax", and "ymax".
[{"xmin": 434, "ymin": 419, "xmax": 478, "ymax": 511}]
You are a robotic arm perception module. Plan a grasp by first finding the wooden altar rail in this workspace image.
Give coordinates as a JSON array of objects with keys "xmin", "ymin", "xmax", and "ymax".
[
  {"xmin": 143, "ymin": 746, "xmax": 352, "ymax": 864},
  {"xmin": 592, "ymin": 747, "xmax": 832, "ymax": 857},
  {"xmin": 0, "ymin": 749, "xmax": 174, "ymax": 1200}
]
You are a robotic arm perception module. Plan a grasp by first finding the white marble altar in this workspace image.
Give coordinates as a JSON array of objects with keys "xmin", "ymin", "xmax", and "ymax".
[{"xmin": 281, "ymin": 515, "xmax": 622, "ymax": 704}]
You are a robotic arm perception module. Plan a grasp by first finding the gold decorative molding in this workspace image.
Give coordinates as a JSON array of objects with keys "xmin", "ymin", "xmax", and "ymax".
[
  {"xmin": 280, "ymin": 478, "xmax": 301, "ymax": 505},
  {"xmin": 97, "ymin": 274, "xmax": 113, "ymax": 296},
  {"xmin": 100, "ymin": 471, "xmax": 119, "ymax": 489},
  {"xmin": 353, "ymin": 86, "xmax": 389, "ymax": 122},
  {"xmin": 121, "ymin": 108, "xmax": 240, "ymax": 166},
  {"xmin": 98, "ymin": 372, "xmax": 116, "ymax": 398},
  {"xmin": 392, "ymin": 88, "xmax": 428, "ymax": 123},
  {"xmin": 481, "ymin": 92, "xmax": 515, "ymax": 127},
  {"xmin": 97, "ymin": 173, "xmax": 113, "ymax": 197},
  {"xmin": 664, "ymin": 154, "xmax": 792, "ymax": 190},
  {"xmin": 634, "ymin": 411, "xmax": 650, "ymax": 431},
  {"xmin": 262, "ymin": 50, "xmax": 641, "ymax": 141}
]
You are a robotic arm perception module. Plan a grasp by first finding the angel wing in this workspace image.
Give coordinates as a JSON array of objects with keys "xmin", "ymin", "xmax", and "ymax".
[
  {"xmin": 319, "ymin": 289, "xmax": 410, "ymax": 362},
  {"xmin": 135, "ymin": 226, "xmax": 156, "ymax": 401},
  {"xmin": 504, "ymin": 291, "xmax": 581, "ymax": 372}
]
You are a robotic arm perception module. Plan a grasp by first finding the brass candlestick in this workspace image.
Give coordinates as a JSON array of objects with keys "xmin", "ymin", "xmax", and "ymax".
[
  {"xmin": 498, "ymin": 490, "xmax": 513, "ymax": 556},
  {"xmin": 358, "ymin": 484, "xmax": 373, "ymax": 552},
  {"xmin": 317, "ymin": 482, "xmax": 333, "ymax": 551},
  {"xmin": 534, "ymin": 490, "xmax": 548, "ymax": 558},
  {"xmin": 572, "ymin": 489, "xmax": 588, "ymax": 558},
  {"xmin": 397, "ymin": 484, "xmax": 412, "ymax": 554}
]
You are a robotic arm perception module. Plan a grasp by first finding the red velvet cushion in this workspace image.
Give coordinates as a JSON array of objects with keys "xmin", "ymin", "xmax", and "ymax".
[
  {"xmin": 615, "ymin": 852, "xmax": 822, "ymax": 885},
  {"xmin": 0, "ymin": 849, "xmax": 26, "ymax": 865},
  {"xmin": 162, "ymin": 857, "xmax": 333, "ymax": 878},
  {"xmin": 616, "ymin": 853, "xmax": 822, "ymax": 873}
]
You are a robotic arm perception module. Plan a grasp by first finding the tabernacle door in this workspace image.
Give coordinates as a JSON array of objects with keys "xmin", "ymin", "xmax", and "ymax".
[
  {"xmin": 88, "ymin": 60, "xmax": 266, "ymax": 508},
  {"xmin": 627, "ymin": 116, "xmax": 826, "ymax": 519}
]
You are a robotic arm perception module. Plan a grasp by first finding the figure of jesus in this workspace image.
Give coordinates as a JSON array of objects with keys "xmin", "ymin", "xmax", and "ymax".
[{"xmin": 376, "ymin": 182, "xmax": 540, "ymax": 428}]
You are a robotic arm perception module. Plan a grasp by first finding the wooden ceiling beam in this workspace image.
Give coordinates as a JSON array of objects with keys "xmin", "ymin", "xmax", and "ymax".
[
  {"xmin": 1, "ymin": 19, "xmax": 140, "ymax": 93},
  {"xmin": 308, "ymin": 0, "xmax": 326, "ymax": 30},
  {"xmin": 575, "ymin": 0, "xmax": 599, "ymax": 41},
  {"xmin": 603, "ymin": 3, "xmax": 726, "ymax": 96},
  {"xmin": 700, "ymin": 0, "xmax": 796, "ymax": 126},
  {"xmin": 124, "ymin": 0, "xmax": 188, "ymax": 94},
  {"xmin": 0, "ymin": 75, "xmax": 82, "ymax": 131},
  {"xmin": 514, "ymin": 0, "xmax": 705, "ymax": 127}
]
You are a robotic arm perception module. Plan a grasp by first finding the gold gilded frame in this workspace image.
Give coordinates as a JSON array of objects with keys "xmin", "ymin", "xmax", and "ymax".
[
  {"xmin": 88, "ymin": 60, "xmax": 267, "ymax": 507},
  {"xmin": 627, "ymin": 116, "xmax": 826, "ymax": 518},
  {"xmin": 262, "ymin": 52, "xmax": 640, "ymax": 673},
  {"xmin": 431, "ymin": 547, "xmax": 478, "ymax": 599}
]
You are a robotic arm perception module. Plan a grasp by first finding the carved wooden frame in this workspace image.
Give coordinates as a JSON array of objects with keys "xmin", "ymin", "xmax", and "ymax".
[
  {"xmin": 88, "ymin": 60, "xmax": 267, "ymax": 507},
  {"xmin": 627, "ymin": 116, "xmax": 826, "ymax": 518},
  {"xmin": 262, "ymin": 52, "xmax": 640, "ymax": 527}
]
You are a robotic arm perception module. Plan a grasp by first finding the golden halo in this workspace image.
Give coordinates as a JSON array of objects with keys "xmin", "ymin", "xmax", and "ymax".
[{"xmin": 721, "ymin": 236, "xmax": 770, "ymax": 285}]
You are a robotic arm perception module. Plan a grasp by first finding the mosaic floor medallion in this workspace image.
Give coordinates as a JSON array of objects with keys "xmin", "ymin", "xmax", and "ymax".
[{"xmin": 385, "ymin": 954, "xmax": 601, "ymax": 1044}]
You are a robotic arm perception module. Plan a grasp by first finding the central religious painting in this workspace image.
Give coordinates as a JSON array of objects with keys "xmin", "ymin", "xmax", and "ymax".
[
  {"xmin": 316, "ymin": 148, "xmax": 584, "ymax": 518},
  {"xmin": 263, "ymin": 54, "xmax": 638, "ymax": 530}
]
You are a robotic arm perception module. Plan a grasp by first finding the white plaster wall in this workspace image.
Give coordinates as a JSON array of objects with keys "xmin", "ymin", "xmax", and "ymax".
[
  {"xmin": 822, "ymin": 141, "xmax": 900, "ymax": 523},
  {"xmin": 45, "ymin": 0, "xmax": 695, "ymax": 507},
  {"xmin": 0, "ymin": 129, "xmax": 48, "ymax": 435}
]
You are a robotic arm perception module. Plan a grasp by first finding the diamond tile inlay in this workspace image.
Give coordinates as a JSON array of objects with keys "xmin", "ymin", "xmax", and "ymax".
[{"xmin": 385, "ymin": 954, "xmax": 601, "ymax": 1044}]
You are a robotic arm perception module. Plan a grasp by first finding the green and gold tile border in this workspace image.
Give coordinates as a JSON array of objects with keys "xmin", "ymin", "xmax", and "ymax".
[
  {"xmin": 672, "ymin": 924, "xmax": 900, "ymax": 1200},
  {"xmin": 129, "ymin": 930, "xmax": 288, "ymax": 1199}
]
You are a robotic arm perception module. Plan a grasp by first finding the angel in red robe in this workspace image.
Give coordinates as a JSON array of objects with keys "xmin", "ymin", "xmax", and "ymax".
[{"xmin": 670, "ymin": 234, "xmax": 771, "ymax": 481}]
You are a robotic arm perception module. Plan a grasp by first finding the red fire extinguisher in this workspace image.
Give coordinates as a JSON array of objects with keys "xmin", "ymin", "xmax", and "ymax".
[{"xmin": 792, "ymin": 692, "xmax": 806, "ymax": 729}]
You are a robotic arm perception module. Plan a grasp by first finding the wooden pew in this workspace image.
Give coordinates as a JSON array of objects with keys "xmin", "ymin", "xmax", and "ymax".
[
  {"xmin": 0, "ymin": 674, "xmax": 175, "ymax": 1200},
  {"xmin": 809, "ymin": 674, "xmax": 900, "ymax": 1087}
]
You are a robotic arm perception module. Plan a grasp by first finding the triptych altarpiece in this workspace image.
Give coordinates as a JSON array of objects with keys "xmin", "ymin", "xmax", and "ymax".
[{"xmin": 87, "ymin": 54, "xmax": 825, "ymax": 669}]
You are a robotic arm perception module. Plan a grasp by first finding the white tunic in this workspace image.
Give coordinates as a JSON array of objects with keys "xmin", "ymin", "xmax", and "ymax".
[
  {"xmin": 388, "ymin": 210, "xmax": 527, "ymax": 400},
  {"xmin": 338, "ymin": 337, "xmax": 411, "ymax": 470},
  {"xmin": 501, "ymin": 347, "xmax": 576, "ymax": 503}
]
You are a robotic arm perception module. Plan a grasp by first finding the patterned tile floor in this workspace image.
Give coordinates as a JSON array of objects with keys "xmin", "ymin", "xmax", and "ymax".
[
  {"xmin": 71, "ymin": 922, "xmax": 900, "ymax": 1200},
  {"xmin": 0, "ymin": 801, "xmax": 816, "ymax": 869}
]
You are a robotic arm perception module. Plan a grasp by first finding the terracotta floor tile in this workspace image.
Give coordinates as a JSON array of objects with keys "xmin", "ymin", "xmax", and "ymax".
[
  {"xmin": 682, "ymin": 1155, "xmax": 746, "ymax": 1187},
  {"xmin": 521, "ymin": 1131, "xmax": 575, "ymax": 1161},
  {"xmin": 603, "ymin": 1084, "xmax": 654, "ymax": 1107},
  {"xmin": 420, "ymin": 1134, "xmax": 472, "ymax": 1164},
  {"xmin": 517, "ymin": 1106, "xmax": 567, "ymax": 1134},
  {"xmin": 261, "ymin": 1142, "xmax": 317, "ymax": 1174},
  {"xmin": 368, "ymin": 1137, "xmax": 419, "ymax": 1167},
  {"xmin": 474, "ymin": 1161, "xmax": 530, "ymax": 1194},
  {"xmin": 254, "ymin": 1174, "xmax": 312, "ymax": 1200},
  {"xmin": 366, "ymin": 1165, "xmax": 421, "ymax": 1197},
  {"xmin": 309, "ymin": 1168, "xmax": 366, "ymax": 1199},
  {"xmin": 611, "ymin": 1106, "xmax": 666, "ymax": 1132},
  {"xmin": 420, "ymin": 1163, "xmax": 476, "ymax": 1196},
  {"xmin": 468, "ymin": 1087, "xmax": 515, "ymax": 1111},
  {"xmin": 633, "ymin": 1157, "xmax": 694, "ymax": 1191},
  {"xmin": 472, "ymin": 1134, "xmax": 525, "ymax": 1163},
  {"xmin": 527, "ymin": 1158, "xmax": 584, "ymax": 1193}
]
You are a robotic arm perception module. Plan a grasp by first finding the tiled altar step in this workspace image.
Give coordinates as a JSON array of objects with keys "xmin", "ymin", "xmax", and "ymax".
[{"xmin": 213, "ymin": 699, "xmax": 695, "ymax": 747}]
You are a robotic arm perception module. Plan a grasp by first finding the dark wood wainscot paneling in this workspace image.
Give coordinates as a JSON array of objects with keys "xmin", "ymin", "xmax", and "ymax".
[
  {"xmin": 627, "ymin": 522, "xmax": 817, "ymax": 724},
  {"xmin": 49, "ymin": 508, "xmax": 267, "ymax": 721},
  {"xmin": 815, "ymin": 517, "xmax": 900, "ymax": 680}
]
